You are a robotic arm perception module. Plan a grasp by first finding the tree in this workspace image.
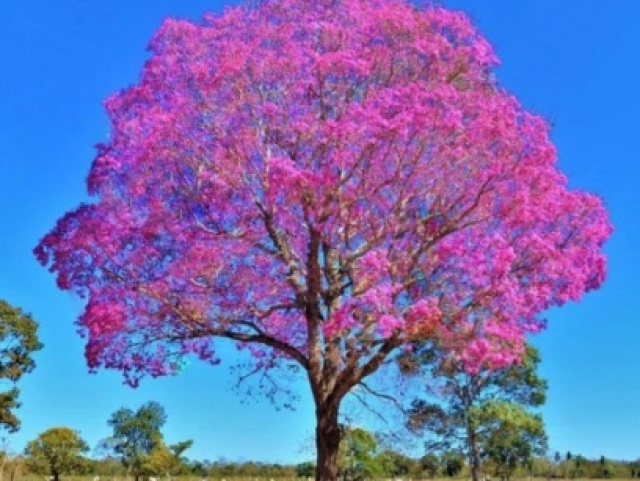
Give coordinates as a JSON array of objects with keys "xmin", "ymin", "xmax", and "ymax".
[
  {"xmin": 142, "ymin": 440, "xmax": 193, "ymax": 478},
  {"xmin": 480, "ymin": 403, "xmax": 546, "ymax": 481},
  {"xmin": 106, "ymin": 401, "xmax": 166, "ymax": 481},
  {"xmin": 374, "ymin": 449, "xmax": 418, "ymax": 478},
  {"xmin": 441, "ymin": 451, "xmax": 465, "ymax": 477},
  {"xmin": 338, "ymin": 427, "xmax": 376, "ymax": 481},
  {"xmin": 419, "ymin": 453, "xmax": 440, "ymax": 479},
  {"xmin": 0, "ymin": 299, "xmax": 43, "ymax": 432},
  {"xmin": 599, "ymin": 455, "xmax": 611, "ymax": 479},
  {"xmin": 296, "ymin": 461, "xmax": 316, "ymax": 478},
  {"xmin": 34, "ymin": 0, "xmax": 611, "ymax": 479},
  {"xmin": 24, "ymin": 427, "xmax": 88, "ymax": 481},
  {"xmin": 407, "ymin": 344, "xmax": 547, "ymax": 481},
  {"xmin": 337, "ymin": 427, "xmax": 381, "ymax": 481}
]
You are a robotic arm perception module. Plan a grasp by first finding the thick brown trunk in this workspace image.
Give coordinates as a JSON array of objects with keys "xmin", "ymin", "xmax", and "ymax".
[{"xmin": 315, "ymin": 405, "xmax": 341, "ymax": 481}]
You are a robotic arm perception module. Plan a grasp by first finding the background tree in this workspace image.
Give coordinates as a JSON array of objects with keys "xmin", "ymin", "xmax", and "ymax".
[
  {"xmin": 374, "ymin": 449, "xmax": 419, "ymax": 479},
  {"xmin": 337, "ymin": 427, "xmax": 379, "ymax": 481},
  {"xmin": 106, "ymin": 401, "xmax": 166, "ymax": 481},
  {"xmin": 296, "ymin": 461, "xmax": 316, "ymax": 478},
  {"xmin": 336, "ymin": 427, "xmax": 422, "ymax": 480},
  {"xmin": 0, "ymin": 299, "xmax": 43, "ymax": 432},
  {"xmin": 24, "ymin": 427, "xmax": 88, "ymax": 481},
  {"xmin": 441, "ymin": 451, "xmax": 465, "ymax": 477},
  {"xmin": 35, "ymin": 0, "xmax": 611, "ymax": 479},
  {"xmin": 419, "ymin": 453, "xmax": 441, "ymax": 479},
  {"xmin": 599, "ymin": 456, "xmax": 611, "ymax": 479},
  {"xmin": 142, "ymin": 439, "xmax": 193, "ymax": 478},
  {"xmin": 480, "ymin": 402, "xmax": 546, "ymax": 481},
  {"xmin": 406, "ymin": 344, "xmax": 547, "ymax": 481}
]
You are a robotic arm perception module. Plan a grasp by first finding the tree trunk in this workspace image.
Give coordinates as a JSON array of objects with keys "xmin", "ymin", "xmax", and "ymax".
[
  {"xmin": 315, "ymin": 405, "xmax": 341, "ymax": 481},
  {"xmin": 468, "ymin": 429, "xmax": 481, "ymax": 481},
  {"xmin": 470, "ymin": 462, "xmax": 481, "ymax": 481}
]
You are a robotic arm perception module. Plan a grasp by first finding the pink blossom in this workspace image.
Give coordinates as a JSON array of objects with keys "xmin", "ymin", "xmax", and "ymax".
[{"xmin": 35, "ymin": 0, "xmax": 610, "ymax": 386}]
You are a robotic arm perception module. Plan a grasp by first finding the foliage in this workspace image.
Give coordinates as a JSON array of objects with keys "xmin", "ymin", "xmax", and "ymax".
[
  {"xmin": 374, "ymin": 449, "xmax": 418, "ymax": 478},
  {"xmin": 142, "ymin": 439, "xmax": 193, "ymax": 477},
  {"xmin": 407, "ymin": 344, "xmax": 547, "ymax": 481},
  {"xmin": 0, "ymin": 299, "xmax": 44, "ymax": 432},
  {"xmin": 87, "ymin": 456, "xmax": 126, "ymax": 476},
  {"xmin": 17, "ymin": 442, "xmax": 640, "ymax": 480},
  {"xmin": 548, "ymin": 454, "xmax": 634, "ymax": 479},
  {"xmin": 296, "ymin": 461, "xmax": 316, "ymax": 478},
  {"xmin": 337, "ymin": 426, "xmax": 425, "ymax": 479},
  {"xmin": 441, "ymin": 451, "xmax": 465, "ymax": 477},
  {"xmin": 24, "ymin": 427, "xmax": 88, "ymax": 481},
  {"xmin": 338, "ymin": 427, "xmax": 379, "ymax": 480},
  {"xmin": 479, "ymin": 402, "xmax": 546, "ymax": 480},
  {"xmin": 106, "ymin": 401, "xmax": 166, "ymax": 481},
  {"xmin": 204, "ymin": 460, "xmax": 296, "ymax": 478},
  {"xmin": 35, "ymin": 0, "xmax": 611, "ymax": 478},
  {"xmin": 419, "ymin": 453, "xmax": 441, "ymax": 478}
]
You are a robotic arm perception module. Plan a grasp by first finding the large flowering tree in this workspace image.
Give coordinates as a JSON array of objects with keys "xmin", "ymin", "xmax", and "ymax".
[{"xmin": 35, "ymin": 0, "xmax": 611, "ymax": 479}]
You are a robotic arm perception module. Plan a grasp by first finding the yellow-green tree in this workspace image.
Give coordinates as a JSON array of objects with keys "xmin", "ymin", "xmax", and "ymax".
[
  {"xmin": 142, "ymin": 439, "xmax": 192, "ymax": 478},
  {"xmin": 24, "ymin": 427, "xmax": 88, "ymax": 481}
]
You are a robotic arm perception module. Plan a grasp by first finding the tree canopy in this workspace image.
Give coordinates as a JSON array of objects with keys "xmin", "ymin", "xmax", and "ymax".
[
  {"xmin": 106, "ymin": 401, "xmax": 167, "ymax": 481},
  {"xmin": 0, "ymin": 299, "xmax": 43, "ymax": 432},
  {"xmin": 480, "ymin": 402, "xmax": 546, "ymax": 481},
  {"xmin": 35, "ymin": 0, "xmax": 611, "ymax": 479},
  {"xmin": 24, "ymin": 427, "xmax": 88, "ymax": 481}
]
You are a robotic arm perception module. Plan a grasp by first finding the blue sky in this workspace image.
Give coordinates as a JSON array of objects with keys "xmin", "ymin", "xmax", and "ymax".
[{"xmin": 1, "ymin": 0, "xmax": 639, "ymax": 464}]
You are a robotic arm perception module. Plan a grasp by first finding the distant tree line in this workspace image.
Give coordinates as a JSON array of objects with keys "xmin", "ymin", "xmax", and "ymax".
[
  {"xmin": 5, "ymin": 447, "xmax": 640, "ymax": 480},
  {"xmin": 6, "ymin": 417, "xmax": 640, "ymax": 481}
]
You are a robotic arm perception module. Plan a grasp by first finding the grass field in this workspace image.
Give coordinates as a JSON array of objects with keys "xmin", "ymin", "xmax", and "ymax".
[{"xmin": 12, "ymin": 477, "xmax": 640, "ymax": 481}]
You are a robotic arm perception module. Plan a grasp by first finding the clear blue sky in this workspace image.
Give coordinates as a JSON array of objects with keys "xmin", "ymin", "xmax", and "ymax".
[{"xmin": 1, "ymin": 0, "xmax": 638, "ymax": 464}]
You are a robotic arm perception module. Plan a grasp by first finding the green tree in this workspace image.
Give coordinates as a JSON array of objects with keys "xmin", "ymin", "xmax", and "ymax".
[
  {"xmin": 0, "ymin": 300, "xmax": 43, "ymax": 432},
  {"xmin": 374, "ymin": 449, "xmax": 418, "ymax": 478},
  {"xmin": 337, "ymin": 427, "xmax": 379, "ymax": 481},
  {"xmin": 106, "ymin": 401, "xmax": 166, "ymax": 481},
  {"xmin": 480, "ymin": 402, "xmax": 546, "ymax": 481},
  {"xmin": 24, "ymin": 427, "xmax": 88, "ymax": 481},
  {"xmin": 441, "ymin": 451, "xmax": 465, "ymax": 477},
  {"xmin": 296, "ymin": 461, "xmax": 316, "ymax": 478},
  {"xmin": 405, "ymin": 344, "xmax": 547, "ymax": 481},
  {"xmin": 420, "ymin": 453, "xmax": 440, "ymax": 478}
]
